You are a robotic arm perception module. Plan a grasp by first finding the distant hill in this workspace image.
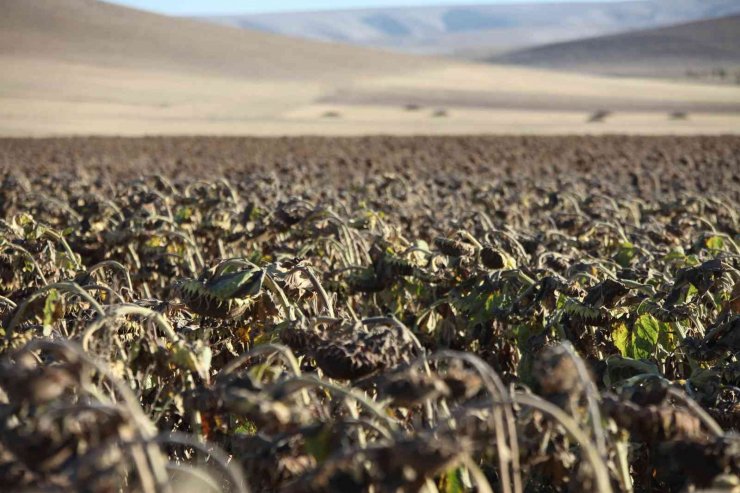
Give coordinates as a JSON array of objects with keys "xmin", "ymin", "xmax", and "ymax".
[
  {"xmin": 198, "ymin": 0, "xmax": 740, "ymax": 57},
  {"xmin": 491, "ymin": 14, "xmax": 740, "ymax": 80},
  {"xmin": 2, "ymin": 0, "xmax": 739, "ymax": 136},
  {"xmin": 1, "ymin": 0, "xmax": 431, "ymax": 81}
]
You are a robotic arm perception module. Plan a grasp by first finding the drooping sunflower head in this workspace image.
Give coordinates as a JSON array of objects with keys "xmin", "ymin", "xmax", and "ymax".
[{"xmin": 173, "ymin": 262, "xmax": 265, "ymax": 319}]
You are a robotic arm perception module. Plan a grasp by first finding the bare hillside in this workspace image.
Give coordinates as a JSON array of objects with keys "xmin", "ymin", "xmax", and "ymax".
[
  {"xmin": 492, "ymin": 14, "xmax": 740, "ymax": 79},
  {"xmin": 201, "ymin": 0, "xmax": 740, "ymax": 57},
  {"xmin": 1, "ymin": 0, "xmax": 739, "ymax": 136},
  {"xmin": 1, "ymin": 0, "xmax": 432, "ymax": 81}
]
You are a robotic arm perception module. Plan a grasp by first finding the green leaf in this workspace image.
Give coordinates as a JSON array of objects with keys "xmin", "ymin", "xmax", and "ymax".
[
  {"xmin": 612, "ymin": 314, "xmax": 670, "ymax": 360},
  {"xmin": 144, "ymin": 235, "xmax": 167, "ymax": 248},
  {"xmin": 170, "ymin": 343, "xmax": 199, "ymax": 374},
  {"xmin": 16, "ymin": 213, "xmax": 34, "ymax": 228},
  {"xmin": 440, "ymin": 467, "xmax": 466, "ymax": 493},
  {"xmin": 234, "ymin": 420, "xmax": 257, "ymax": 435},
  {"xmin": 632, "ymin": 314, "xmax": 660, "ymax": 360},
  {"xmin": 42, "ymin": 289, "xmax": 63, "ymax": 337},
  {"xmin": 663, "ymin": 248, "xmax": 686, "ymax": 263},
  {"xmin": 556, "ymin": 293, "xmax": 568, "ymax": 310},
  {"xmin": 614, "ymin": 241, "xmax": 636, "ymax": 268},
  {"xmin": 685, "ymin": 283, "xmax": 699, "ymax": 302},
  {"xmin": 175, "ymin": 206, "xmax": 194, "ymax": 223},
  {"xmin": 56, "ymin": 251, "xmax": 80, "ymax": 271},
  {"xmin": 305, "ymin": 425, "xmax": 334, "ymax": 464},
  {"xmin": 685, "ymin": 255, "xmax": 700, "ymax": 267},
  {"xmin": 658, "ymin": 325, "xmax": 679, "ymax": 354},
  {"xmin": 513, "ymin": 323, "xmax": 543, "ymax": 350},
  {"xmin": 612, "ymin": 322, "xmax": 630, "ymax": 357},
  {"xmin": 209, "ymin": 268, "xmax": 264, "ymax": 299},
  {"xmin": 705, "ymin": 236, "xmax": 725, "ymax": 252}
]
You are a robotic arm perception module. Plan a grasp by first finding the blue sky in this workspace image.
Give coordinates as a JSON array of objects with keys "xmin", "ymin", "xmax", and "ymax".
[{"xmin": 107, "ymin": 0, "xmax": 620, "ymax": 15}]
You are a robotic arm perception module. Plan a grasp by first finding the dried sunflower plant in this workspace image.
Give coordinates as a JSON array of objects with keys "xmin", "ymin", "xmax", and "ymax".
[{"xmin": 0, "ymin": 135, "xmax": 738, "ymax": 493}]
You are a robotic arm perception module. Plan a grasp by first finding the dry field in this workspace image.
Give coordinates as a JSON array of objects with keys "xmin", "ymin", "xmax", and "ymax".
[
  {"xmin": 0, "ymin": 136, "xmax": 739, "ymax": 492},
  {"xmin": 2, "ymin": 0, "xmax": 740, "ymax": 136},
  {"xmin": 2, "ymin": 2, "xmax": 740, "ymax": 493},
  {"xmin": 3, "ymin": 60, "xmax": 739, "ymax": 137}
]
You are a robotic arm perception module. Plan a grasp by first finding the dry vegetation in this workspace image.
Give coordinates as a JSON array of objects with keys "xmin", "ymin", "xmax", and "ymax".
[
  {"xmin": 0, "ymin": 136, "xmax": 739, "ymax": 493},
  {"xmin": 4, "ymin": 0, "xmax": 740, "ymax": 137}
]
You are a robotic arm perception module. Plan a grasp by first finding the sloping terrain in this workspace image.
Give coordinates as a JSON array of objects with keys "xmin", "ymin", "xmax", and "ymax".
[
  {"xmin": 2, "ymin": 0, "xmax": 430, "ymax": 79},
  {"xmin": 200, "ymin": 0, "xmax": 740, "ymax": 56},
  {"xmin": 0, "ymin": 0, "xmax": 429, "ymax": 133},
  {"xmin": 1, "ymin": 0, "xmax": 739, "ymax": 136},
  {"xmin": 492, "ymin": 14, "xmax": 740, "ymax": 79}
]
